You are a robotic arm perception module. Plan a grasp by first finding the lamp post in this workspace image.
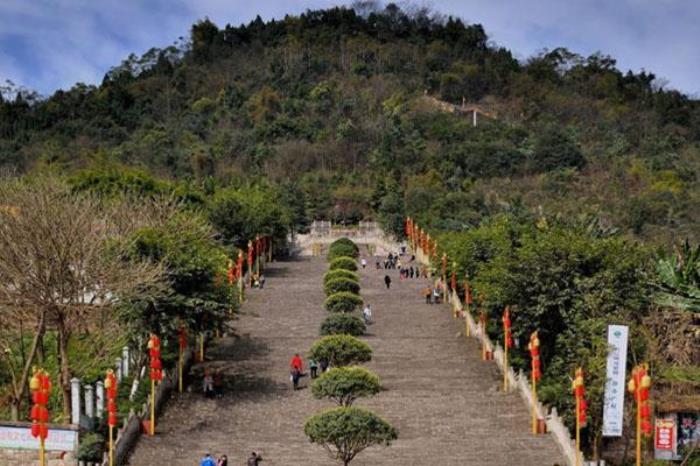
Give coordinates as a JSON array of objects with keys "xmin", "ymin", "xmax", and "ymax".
[
  {"xmin": 628, "ymin": 363, "xmax": 652, "ymax": 466},
  {"xmin": 29, "ymin": 368, "xmax": 50, "ymax": 466},
  {"xmin": 147, "ymin": 335, "xmax": 162, "ymax": 436},
  {"xmin": 502, "ymin": 307, "xmax": 513, "ymax": 392},
  {"xmin": 178, "ymin": 325, "xmax": 187, "ymax": 393},
  {"xmin": 528, "ymin": 331, "xmax": 541, "ymax": 434},
  {"xmin": 572, "ymin": 367, "xmax": 587, "ymax": 466},
  {"xmin": 464, "ymin": 279, "xmax": 472, "ymax": 337},
  {"xmin": 105, "ymin": 370, "xmax": 118, "ymax": 466}
]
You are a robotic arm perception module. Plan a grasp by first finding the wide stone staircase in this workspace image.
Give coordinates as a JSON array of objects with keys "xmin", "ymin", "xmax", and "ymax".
[{"xmin": 127, "ymin": 254, "xmax": 565, "ymax": 466}]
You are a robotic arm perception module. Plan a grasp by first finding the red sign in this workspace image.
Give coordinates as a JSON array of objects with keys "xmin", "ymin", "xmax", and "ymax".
[{"xmin": 655, "ymin": 419, "xmax": 675, "ymax": 450}]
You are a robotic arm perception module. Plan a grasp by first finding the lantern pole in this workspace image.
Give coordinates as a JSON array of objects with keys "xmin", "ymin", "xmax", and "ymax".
[
  {"xmin": 636, "ymin": 377, "xmax": 641, "ymax": 466},
  {"xmin": 464, "ymin": 279, "xmax": 471, "ymax": 337},
  {"xmin": 150, "ymin": 376, "xmax": 155, "ymax": 435},
  {"xmin": 199, "ymin": 333, "xmax": 205, "ymax": 362},
  {"xmin": 40, "ymin": 437, "xmax": 45, "ymax": 466},
  {"xmin": 575, "ymin": 393, "xmax": 581, "ymax": 466},
  {"xmin": 179, "ymin": 345, "xmax": 184, "ymax": 394},
  {"xmin": 109, "ymin": 424, "xmax": 114, "ymax": 466},
  {"xmin": 531, "ymin": 369, "xmax": 537, "ymax": 434}
]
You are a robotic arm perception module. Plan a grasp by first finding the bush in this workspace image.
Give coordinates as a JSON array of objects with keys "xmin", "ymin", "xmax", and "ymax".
[
  {"xmin": 320, "ymin": 314, "xmax": 366, "ymax": 336},
  {"xmin": 330, "ymin": 237, "xmax": 359, "ymax": 252},
  {"xmin": 324, "ymin": 277, "xmax": 360, "ymax": 296},
  {"xmin": 329, "ymin": 256, "xmax": 358, "ymax": 271},
  {"xmin": 309, "ymin": 334, "xmax": 372, "ymax": 367},
  {"xmin": 328, "ymin": 239, "xmax": 360, "ymax": 261},
  {"xmin": 323, "ymin": 269, "xmax": 359, "ymax": 285},
  {"xmin": 76, "ymin": 433, "xmax": 105, "ymax": 462},
  {"xmin": 325, "ymin": 292, "xmax": 363, "ymax": 313},
  {"xmin": 311, "ymin": 366, "xmax": 381, "ymax": 406},
  {"xmin": 328, "ymin": 243, "xmax": 360, "ymax": 261},
  {"xmin": 304, "ymin": 407, "xmax": 397, "ymax": 465}
]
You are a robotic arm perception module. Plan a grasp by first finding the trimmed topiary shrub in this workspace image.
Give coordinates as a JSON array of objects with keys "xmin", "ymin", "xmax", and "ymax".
[
  {"xmin": 329, "ymin": 256, "xmax": 358, "ymax": 271},
  {"xmin": 324, "ymin": 277, "xmax": 360, "ymax": 296},
  {"xmin": 309, "ymin": 334, "xmax": 372, "ymax": 367},
  {"xmin": 328, "ymin": 242, "xmax": 360, "ymax": 261},
  {"xmin": 330, "ymin": 237, "xmax": 359, "ymax": 252},
  {"xmin": 311, "ymin": 366, "xmax": 381, "ymax": 406},
  {"xmin": 323, "ymin": 269, "xmax": 359, "ymax": 285},
  {"xmin": 320, "ymin": 313, "xmax": 366, "ymax": 336},
  {"xmin": 325, "ymin": 292, "xmax": 363, "ymax": 313},
  {"xmin": 304, "ymin": 407, "xmax": 398, "ymax": 466}
]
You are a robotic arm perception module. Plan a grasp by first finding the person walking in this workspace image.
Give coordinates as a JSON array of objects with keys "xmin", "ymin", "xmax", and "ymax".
[
  {"xmin": 217, "ymin": 454, "xmax": 228, "ymax": 466},
  {"xmin": 361, "ymin": 258, "xmax": 367, "ymax": 269},
  {"xmin": 362, "ymin": 304, "xmax": 372, "ymax": 324},
  {"xmin": 384, "ymin": 275, "xmax": 392, "ymax": 289},
  {"xmin": 290, "ymin": 353, "xmax": 303, "ymax": 390},
  {"xmin": 309, "ymin": 358, "xmax": 318, "ymax": 379},
  {"xmin": 319, "ymin": 357, "xmax": 329, "ymax": 373},
  {"xmin": 200, "ymin": 453, "xmax": 216, "ymax": 466},
  {"xmin": 259, "ymin": 273, "xmax": 266, "ymax": 289},
  {"xmin": 203, "ymin": 370, "xmax": 214, "ymax": 398},
  {"xmin": 247, "ymin": 452, "xmax": 263, "ymax": 466}
]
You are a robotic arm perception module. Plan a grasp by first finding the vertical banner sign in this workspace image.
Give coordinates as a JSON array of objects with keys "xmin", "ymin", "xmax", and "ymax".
[
  {"xmin": 655, "ymin": 419, "xmax": 675, "ymax": 451},
  {"xmin": 602, "ymin": 325, "xmax": 629, "ymax": 437}
]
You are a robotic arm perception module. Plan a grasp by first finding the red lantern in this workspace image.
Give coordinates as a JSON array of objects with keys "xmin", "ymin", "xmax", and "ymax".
[
  {"xmin": 178, "ymin": 326, "xmax": 187, "ymax": 351},
  {"xmin": 39, "ymin": 424, "xmax": 48, "ymax": 440},
  {"xmin": 30, "ymin": 421, "xmax": 40, "ymax": 438},
  {"xmin": 528, "ymin": 332, "xmax": 541, "ymax": 382},
  {"xmin": 28, "ymin": 368, "xmax": 50, "ymax": 443},
  {"xmin": 149, "ymin": 335, "xmax": 162, "ymax": 382},
  {"xmin": 31, "ymin": 404, "xmax": 40, "ymax": 421},
  {"xmin": 502, "ymin": 308, "xmax": 513, "ymax": 349}
]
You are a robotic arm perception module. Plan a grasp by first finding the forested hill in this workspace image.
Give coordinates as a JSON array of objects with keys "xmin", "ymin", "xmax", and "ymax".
[{"xmin": 1, "ymin": 3, "xmax": 699, "ymax": 243}]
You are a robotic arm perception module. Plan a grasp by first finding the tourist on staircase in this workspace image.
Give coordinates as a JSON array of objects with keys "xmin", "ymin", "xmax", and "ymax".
[
  {"xmin": 384, "ymin": 274, "xmax": 392, "ymax": 289},
  {"xmin": 247, "ymin": 451, "xmax": 263, "ymax": 466},
  {"xmin": 289, "ymin": 353, "xmax": 304, "ymax": 390},
  {"xmin": 200, "ymin": 453, "xmax": 216, "ymax": 466}
]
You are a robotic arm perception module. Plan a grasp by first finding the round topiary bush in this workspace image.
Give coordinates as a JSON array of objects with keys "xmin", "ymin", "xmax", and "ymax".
[
  {"xmin": 320, "ymin": 314, "xmax": 366, "ymax": 336},
  {"xmin": 311, "ymin": 366, "xmax": 381, "ymax": 406},
  {"xmin": 328, "ymin": 242, "xmax": 360, "ymax": 261},
  {"xmin": 329, "ymin": 256, "xmax": 358, "ymax": 271},
  {"xmin": 323, "ymin": 269, "xmax": 360, "ymax": 285},
  {"xmin": 324, "ymin": 277, "xmax": 360, "ymax": 296},
  {"xmin": 309, "ymin": 334, "xmax": 372, "ymax": 366},
  {"xmin": 325, "ymin": 292, "xmax": 363, "ymax": 313},
  {"xmin": 330, "ymin": 237, "xmax": 359, "ymax": 251}
]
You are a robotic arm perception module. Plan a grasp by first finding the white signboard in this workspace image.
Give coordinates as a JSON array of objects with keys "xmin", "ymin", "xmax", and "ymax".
[
  {"xmin": 0, "ymin": 425, "xmax": 77, "ymax": 452},
  {"xmin": 602, "ymin": 325, "xmax": 629, "ymax": 437}
]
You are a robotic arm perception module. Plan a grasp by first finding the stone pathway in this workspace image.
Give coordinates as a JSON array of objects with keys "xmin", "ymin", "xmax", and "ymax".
[{"xmin": 127, "ymin": 254, "xmax": 565, "ymax": 466}]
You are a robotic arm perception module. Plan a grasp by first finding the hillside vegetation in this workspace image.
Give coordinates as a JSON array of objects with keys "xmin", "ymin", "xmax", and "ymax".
[{"xmin": 1, "ymin": 2, "xmax": 699, "ymax": 243}]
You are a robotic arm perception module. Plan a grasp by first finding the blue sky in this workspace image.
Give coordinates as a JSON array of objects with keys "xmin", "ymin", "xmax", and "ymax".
[{"xmin": 1, "ymin": 0, "xmax": 698, "ymax": 97}]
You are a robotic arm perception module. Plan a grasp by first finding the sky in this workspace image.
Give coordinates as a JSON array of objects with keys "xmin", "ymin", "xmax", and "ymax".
[{"xmin": 1, "ymin": 0, "xmax": 698, "ymax": 97}]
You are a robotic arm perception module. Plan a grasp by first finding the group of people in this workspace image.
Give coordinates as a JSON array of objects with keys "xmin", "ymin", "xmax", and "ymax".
[
  {"xmin": 376, "ymin": 251, "xmax": 411, "ymax": 270},
  {"xmin": 290, "ymin": 353, "xmax": 329, "ymax": 390},
  {"xmin": 200, "ymin": 452, "xmax": 262, "ymax": 466}
]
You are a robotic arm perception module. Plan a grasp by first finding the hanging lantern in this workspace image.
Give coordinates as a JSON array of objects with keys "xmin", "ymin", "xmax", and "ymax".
[
  {"xmin": 528, "ymin": 332, "xmax": 541, "ymax": 381},
  {"xmin": 502, "ymin": 307, "xmax": 513, "ymax": 348}
]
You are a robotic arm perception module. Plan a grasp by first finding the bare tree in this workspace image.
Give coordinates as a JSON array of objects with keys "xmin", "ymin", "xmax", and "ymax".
[{"xmin": 0, "ymin": 177, "xmax": 165, "ymax": 420}]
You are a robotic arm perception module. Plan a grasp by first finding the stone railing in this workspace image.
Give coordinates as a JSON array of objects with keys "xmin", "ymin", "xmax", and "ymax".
[{"xmin": 293, "ymin": 225, "xmax": 402, "ymax": 256}]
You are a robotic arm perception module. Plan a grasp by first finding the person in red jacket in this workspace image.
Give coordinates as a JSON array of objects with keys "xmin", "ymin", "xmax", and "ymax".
[{"xmin": 290, "ymin": 353, "xmax": 304, "ymax": 390}]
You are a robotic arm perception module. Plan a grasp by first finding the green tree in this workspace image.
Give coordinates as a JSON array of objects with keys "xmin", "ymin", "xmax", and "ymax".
[
  {"xmin": 324, "ymin": 292, "xmax": 363, "ymax": 313},
  {"xmin": 311, "ymin": 366, "xmax": 381, "ymax": 406},
  {"xmin": 309, "ymin": 335, "xmax": 372, "ymax": 367},
  {"xmin": 320, "ymin": 314, "xmax": 366, "ymax": 336},
  {"xmin": 304, "ymin": 407, "xmax": 398, "ymax": 466}
]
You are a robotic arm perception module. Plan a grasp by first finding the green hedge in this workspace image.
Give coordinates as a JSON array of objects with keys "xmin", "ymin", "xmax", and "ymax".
[
  {"xmin": 309, "ymin": 334, "xmax": 372, "ymax": 366},
  {"xmin": 320, "ymin": 314, "xmax": 366, "ymax": 336},
  {"xmin": 323, "ymin": 269, "xmax": 359, "ymax": 285},
  {"xmin": 329, "ymin": 256, "xmax": 358, "ymax": 271},
  {"xmin": 330, "ymin": 237, "xmax": 359, "ymax": 252},
  {"xmin": 328, "ymin": 242, "xmax": 360, "ymax": 261},
  {"xmin": 324, "ymin": 278, "xmax": 360, "ymax": 296},
  {"xmin": 325, "ymin": 292, "xmax": 363, "ymax": 313}
]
